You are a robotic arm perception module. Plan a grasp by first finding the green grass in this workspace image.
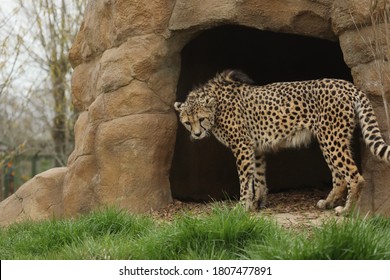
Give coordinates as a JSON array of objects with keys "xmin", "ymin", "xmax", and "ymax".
[
  {"xmin": 247, "ymin": 214, "xmax": 390, "ymax": 260},
  {"xmin": 1, "ymin": 205, "xmax": 390, "ymax": 260}
]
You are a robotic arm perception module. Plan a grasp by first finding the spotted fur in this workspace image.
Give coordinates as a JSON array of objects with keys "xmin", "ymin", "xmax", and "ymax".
[{"xmin": 174, "ymin": 70, "xmax": 390, "ymax": 215}]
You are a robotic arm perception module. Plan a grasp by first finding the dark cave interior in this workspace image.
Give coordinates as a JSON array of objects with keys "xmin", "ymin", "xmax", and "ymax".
[{"xmin": 170, "ymin": 25, "xmax": 358, "ymax": 201}]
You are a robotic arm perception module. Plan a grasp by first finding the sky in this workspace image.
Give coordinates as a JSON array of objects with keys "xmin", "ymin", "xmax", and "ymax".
[{"xmin": 1, "ymin": 0, "xmax": 18, "ymax": 18}]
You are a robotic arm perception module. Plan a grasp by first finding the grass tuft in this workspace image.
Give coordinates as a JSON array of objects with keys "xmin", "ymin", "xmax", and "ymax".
[
  {"xmin": 247, "ymin": 215, "xmax": 390, "ymax": 260},
  {"xmin": 298, "ymin": 217, "xmax": 390, "ymax": 260},
  {"xmin": 130, "ymin": 204, "xmax": 282, "ymax": 260}
]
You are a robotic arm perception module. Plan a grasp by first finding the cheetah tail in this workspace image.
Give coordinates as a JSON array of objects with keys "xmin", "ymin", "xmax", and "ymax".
[{"xmin": 356, "ymin": 91, "xmax": 390, "ymax": 163}]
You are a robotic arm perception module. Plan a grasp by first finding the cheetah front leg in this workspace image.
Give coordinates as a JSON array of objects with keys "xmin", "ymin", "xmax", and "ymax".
[{"xmin": 232, "ymin": 142, "xmax": 258, "ymax": 211}]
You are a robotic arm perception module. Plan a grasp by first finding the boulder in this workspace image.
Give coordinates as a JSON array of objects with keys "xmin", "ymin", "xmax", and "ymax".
[
  {"xmin": 0, "ymin": 168, "xmax": 67, "ymax": 226},
  {"xmin": 71, "ymin": 59, "xmax": 100, "ymax": 111},
  {"xmin": 351, "ymin": 60, "xmax": 390, "ymax": 97},
  {"xmin": 94, "ymin": 113, "xmax": 176, "ymax": 213},
  {"xmin": 62, "ymin": 155, "xmax": 98, "ymax": 216}
]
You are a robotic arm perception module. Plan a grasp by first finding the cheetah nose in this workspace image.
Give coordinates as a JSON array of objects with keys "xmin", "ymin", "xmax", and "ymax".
[{"xmin": 194, "ymin": 132, "xmax": 202, "ymax": 137}]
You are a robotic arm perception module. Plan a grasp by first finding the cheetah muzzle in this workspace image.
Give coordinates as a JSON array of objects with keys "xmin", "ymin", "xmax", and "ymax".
[{"xmin": 174, "ymin": 70, "xmax": 390, "ymax": 215}]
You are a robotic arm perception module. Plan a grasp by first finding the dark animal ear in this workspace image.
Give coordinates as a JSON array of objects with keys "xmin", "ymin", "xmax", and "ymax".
[
  {"xmin": 174, "ymin": 102, "xmax": 182, "ymax": 111},
  {"xmin": 223, "ymin": 70, "xmax": 254, "ymax": 84}
]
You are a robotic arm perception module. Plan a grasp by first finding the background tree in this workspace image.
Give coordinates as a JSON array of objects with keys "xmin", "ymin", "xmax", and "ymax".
[
  {"xmin": 18, "ymin": 0, "xmax": 86, "ymax": 166},
  {"xmin": 0, "ymin": 0, "xmax": 85, "ymax": 198},
  {"xmin": 1, "ymin": 0, "xmax": 86, "ymax": 168}
]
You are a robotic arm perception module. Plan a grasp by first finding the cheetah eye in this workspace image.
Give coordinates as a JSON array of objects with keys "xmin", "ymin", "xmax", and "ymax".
[
  {"xmin": 183, "ymin": 121, "xmax": 191, "ymax": 126},
  {"xmin": 198, "ymin": 117, "xmax": 205, "ymax": 122}
]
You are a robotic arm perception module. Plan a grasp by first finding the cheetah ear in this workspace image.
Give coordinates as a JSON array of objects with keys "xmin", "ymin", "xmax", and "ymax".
[
  {"xmin": 174, "ymin": 102, "xmax": 182, "ymax": 112},
  {"xmin": 223, "ymin": 70, "xmax": 254, "ymax": 84}
]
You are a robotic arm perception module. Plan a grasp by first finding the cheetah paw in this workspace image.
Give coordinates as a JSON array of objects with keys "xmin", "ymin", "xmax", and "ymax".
[
  {"xmin": 334, "ymin": 206, "xmax": 345, "ymax": 216},
  {"xmin": 316, "ymin": 199, "xmax": 327, "ymax": 209},
  {"xmin": 240, "ymin": 200, "xmax": 258, "ymax": 212},
  {"xmin": 235, "ymin": 201, "xmax": 246, "ymax": 210}
]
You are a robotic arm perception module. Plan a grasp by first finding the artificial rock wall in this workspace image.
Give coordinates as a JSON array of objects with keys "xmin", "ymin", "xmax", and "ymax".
[{"xmin": 1, "ymin": 0, "xmax": 389, "ymax": 225}]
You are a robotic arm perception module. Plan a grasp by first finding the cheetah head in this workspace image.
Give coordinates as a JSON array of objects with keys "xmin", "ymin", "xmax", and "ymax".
[{"xmin": 174, "ymin": 94, "xmax": 216, "ymax": 140}]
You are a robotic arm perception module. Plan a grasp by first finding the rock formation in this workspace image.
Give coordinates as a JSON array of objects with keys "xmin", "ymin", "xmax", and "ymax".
[{"xmin": 1, "ymin": 0, "xmax": 389, "ymax": 225}]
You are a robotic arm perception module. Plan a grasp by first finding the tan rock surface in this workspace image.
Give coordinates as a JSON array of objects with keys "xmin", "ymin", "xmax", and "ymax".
[
  {"xmin": 170, "ymin": 0, "xmax": 335, "ymax": 39},
  {"xmin": 339, "ymin": 24, "xmax": 390, "ymax": 68},
  {"xmin": 351, "ymin": 60, "xmax": 390, "ymax": 97},
  {"xmin": 331, "ymin": 0, "xmax": 372, "ymax": 35},
  {"xmin": 0, "ymin": 168, "xmax": 66, "ymax": 226},
  {"xmin": 62, "ymin": 155, "xmax": 98, "ymax": 216},
  {"xmin": 94, "ymin": 113, "xmax": 176, "ymax": 213},
  {"xmin": 71, "ymin": 59, "xmax": 100, "ymax": 111}
]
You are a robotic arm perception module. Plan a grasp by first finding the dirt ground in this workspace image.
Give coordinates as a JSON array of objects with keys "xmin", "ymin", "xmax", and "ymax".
[{"xmin": 152, "ymin": 188, "xmax": 339, "ymax": 230}]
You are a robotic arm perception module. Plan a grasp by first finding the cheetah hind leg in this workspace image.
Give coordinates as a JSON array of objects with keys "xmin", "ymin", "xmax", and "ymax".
[
  {"xmin": 316, "ymin": 131, "xmax": 361, "ymax": 215},
  {"xmin": 317, "ymin": 174, "xmax": 347, "ymax": 210},
  {"xmin": 334, "ymin": 174, "xmax": 364, "ymax": 216}
]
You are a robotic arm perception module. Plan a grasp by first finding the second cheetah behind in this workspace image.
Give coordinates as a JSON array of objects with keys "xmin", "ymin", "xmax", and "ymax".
[{"xmin": 174, "ymin": 70, "xmax": 390, "ymax": 215}]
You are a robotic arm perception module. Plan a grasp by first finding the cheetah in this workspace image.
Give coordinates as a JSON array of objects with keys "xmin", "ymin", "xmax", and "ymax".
[{"xmin": 174, "ymin": 70, "xmax": 390, "ymax": 215}]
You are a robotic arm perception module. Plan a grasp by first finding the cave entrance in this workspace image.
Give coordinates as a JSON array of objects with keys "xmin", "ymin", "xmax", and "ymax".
[{"xmin": 170, "ymin": 25, "xmax": 357, "ymax": 202}]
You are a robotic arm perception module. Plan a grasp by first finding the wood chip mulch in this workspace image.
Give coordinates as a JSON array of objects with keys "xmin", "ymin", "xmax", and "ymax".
[{"xmin": 151, "ymin": 188, "xmax": 337, "ymax": 229}]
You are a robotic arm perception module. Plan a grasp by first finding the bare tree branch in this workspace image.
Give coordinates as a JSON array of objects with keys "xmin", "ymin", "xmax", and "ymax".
[{"xmin": 1, "ymin": 0, "xmax": 86, "ymax": 168}]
